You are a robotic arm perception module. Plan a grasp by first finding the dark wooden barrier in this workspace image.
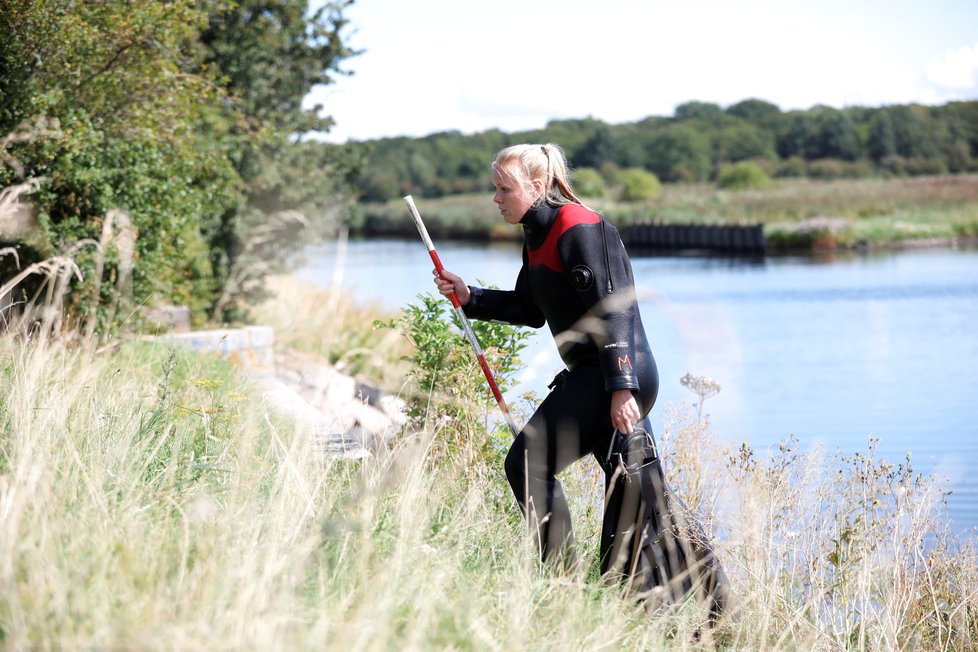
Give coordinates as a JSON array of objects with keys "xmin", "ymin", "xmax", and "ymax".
[{"xmin": 621, "ymin": 221, "xmax": 765, "ymax": 255}]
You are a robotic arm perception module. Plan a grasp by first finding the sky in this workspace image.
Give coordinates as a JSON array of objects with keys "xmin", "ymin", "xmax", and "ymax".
[{"xmin": 305, "ymin": 0, "xmax": 978, "ymax": 143}]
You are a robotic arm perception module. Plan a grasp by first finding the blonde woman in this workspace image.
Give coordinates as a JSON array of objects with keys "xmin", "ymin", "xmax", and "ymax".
[{"xmin": 434, "ymin": 144, "xmax": 726, "ymax": 614}]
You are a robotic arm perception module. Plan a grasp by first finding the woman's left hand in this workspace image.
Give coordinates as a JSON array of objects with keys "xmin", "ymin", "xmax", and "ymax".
[{"xmin": 610, "ymin": 389, "xmax": 642, "ymax": 434}]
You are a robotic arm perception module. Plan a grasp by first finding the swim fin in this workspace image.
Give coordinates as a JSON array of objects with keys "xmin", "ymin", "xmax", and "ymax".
[{"xmin": 599, "ymin": 423, "xmax": 729, "ymax": 618}]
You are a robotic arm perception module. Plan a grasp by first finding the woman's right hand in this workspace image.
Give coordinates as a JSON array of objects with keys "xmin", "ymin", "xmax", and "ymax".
[{"xmin": 432, "ymin": 268, "xmax": 471, "ymax": 305}]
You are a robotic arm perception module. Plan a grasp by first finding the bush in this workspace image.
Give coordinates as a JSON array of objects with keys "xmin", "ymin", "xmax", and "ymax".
[
  {"xmin": 619, "ymin": 168, "xmax": 662, "ymax": 201},
  {"xmin": 1, "ymin": 113, "xmax": 239, "ymax": 331},
  {"xmin": 571, "ymin": 167, "xmax": 607, "ymax": 198},
  {"xmin": 904, "ymin": 158, "xmax": 948, "ymax": 176},
  {"xmin": 717, "ymin": 161, "xmax": 772, "ymax": 190},
  {"xmin": 880, "ymin": 155, "xmax": 908, "ymax": 177},
  {"xmin": 598, "ymin": 161, "xmax": 623, "ymax": 186},
  {"xmin": 775, "ymin": 156, "xmax": 808, "ymax": 178},
  {"xmin": 952, "ymin": 218, "xmax": 978, "ymax": 238},
  {"xmin": 379, "ymin": 291, "xmax": 532, "ymax": 461}
]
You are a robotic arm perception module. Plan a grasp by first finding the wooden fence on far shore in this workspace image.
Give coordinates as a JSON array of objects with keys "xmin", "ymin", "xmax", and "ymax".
[{"xmin": 621, "ymin": 221, "xmax": 766, "ymax": 255}]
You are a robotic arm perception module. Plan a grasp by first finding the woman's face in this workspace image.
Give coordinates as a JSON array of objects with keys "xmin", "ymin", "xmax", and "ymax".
[{"xmin": 492, "ymin": 163, "xmax": 543, "ymax": 225}]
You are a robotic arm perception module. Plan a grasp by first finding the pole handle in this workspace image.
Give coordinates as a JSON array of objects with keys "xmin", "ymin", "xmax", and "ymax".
[
  {"xmin": 404, "ymin": 195, "xmax": 436, "ymax": 252},
  {"xmin": 405, "ymin": 194, "xmax": 461, "ymax": 309}
]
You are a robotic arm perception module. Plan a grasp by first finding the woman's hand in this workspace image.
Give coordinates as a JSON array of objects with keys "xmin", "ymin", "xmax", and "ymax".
[
  {"xmin": 610, "ymin": 389, "xmax": 642, "ymax": 434},
  {"xmin": 432, "ymin": 268, "xmax": 471, "ymax": 305}
]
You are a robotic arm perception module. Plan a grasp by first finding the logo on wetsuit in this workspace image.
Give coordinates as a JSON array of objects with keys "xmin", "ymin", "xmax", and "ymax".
[{"xmin": 617, "ymin": 355, "xmax": 633, "ymax": 371}]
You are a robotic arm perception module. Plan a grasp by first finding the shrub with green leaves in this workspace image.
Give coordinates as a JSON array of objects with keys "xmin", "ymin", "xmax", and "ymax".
[
  {"xmin": 619, "ymin": 168, "xmax": 662, "ymax": 201},
  {"xmin": 717, "ymin": 161, "xmax": 773, "ymax": 190},
  {"xmin": 379, "ymin": 291, "xmax": 532, "ymax": 460},
  {"xmin": 571, "ymin": 167, "xmax": 608, "ymax": 198}
]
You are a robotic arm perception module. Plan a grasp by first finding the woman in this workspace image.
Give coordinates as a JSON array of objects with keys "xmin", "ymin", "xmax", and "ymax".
[{"xmin": 434, "ymin": 144, "xmax": 726, "ymax": 612}]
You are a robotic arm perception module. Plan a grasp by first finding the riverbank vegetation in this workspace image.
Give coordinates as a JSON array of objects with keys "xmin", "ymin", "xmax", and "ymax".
[
  {"xmin": 354, "ymin": 173, "xmax": 978, "ymax": 251},
  {"xmin": 2, "ymin": 276, "xmax": 976, "ymax": 650}
]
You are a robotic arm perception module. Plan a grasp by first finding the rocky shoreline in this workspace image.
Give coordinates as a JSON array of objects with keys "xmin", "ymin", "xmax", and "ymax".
[{"xmin": 155, "ymin": 326, "xmax": 407, "ymax": 458}]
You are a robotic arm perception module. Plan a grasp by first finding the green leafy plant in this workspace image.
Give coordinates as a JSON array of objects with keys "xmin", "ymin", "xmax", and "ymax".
[{"xmin": 378, "ymin": 290, "xmax": 531, "ymax": 461}]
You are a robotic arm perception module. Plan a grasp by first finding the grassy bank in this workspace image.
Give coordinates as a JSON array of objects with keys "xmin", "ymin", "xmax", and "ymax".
[
  {"xmin": 2, "ymin": 277, "xmax": 977, "ymax": 649},
  {"xmin": 357, "ymin": 174, "xmax": 978, "ymax": 251}
]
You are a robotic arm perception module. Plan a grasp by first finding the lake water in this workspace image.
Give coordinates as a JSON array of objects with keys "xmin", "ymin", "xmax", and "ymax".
[{"xmin": 296, "ymin": 239, "xmax": 978, "ymax": 534}]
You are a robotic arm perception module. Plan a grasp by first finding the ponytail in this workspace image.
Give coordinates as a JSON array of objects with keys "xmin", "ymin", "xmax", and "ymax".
[{"xmin": 492, "ymin": 143, "xmax": 585, "ymax": 207}]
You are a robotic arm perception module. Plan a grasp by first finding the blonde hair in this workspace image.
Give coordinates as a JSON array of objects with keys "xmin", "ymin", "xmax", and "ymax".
[{"xmin": 492, "ymin": 143, "xmax": 584, "ymax": 207}]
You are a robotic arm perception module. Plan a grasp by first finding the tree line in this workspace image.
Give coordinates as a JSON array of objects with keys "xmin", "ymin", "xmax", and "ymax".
[
  {"xmin": 1, "ymin": 0, "xmax": 361, "ymax": 328},
  {"xmin": 350, "ymin": 98, "xmax": 978, "ymax": 202}
]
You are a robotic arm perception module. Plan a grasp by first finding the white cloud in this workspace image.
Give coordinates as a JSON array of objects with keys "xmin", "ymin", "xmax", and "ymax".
[{"xmin": 925, "ymin": 43, "xmax": 978, "ymax": 89}]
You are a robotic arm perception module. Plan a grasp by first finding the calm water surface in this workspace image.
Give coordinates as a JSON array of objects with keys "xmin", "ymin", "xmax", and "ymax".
[{"xmin": 296, "ymin": 240, "xmax": 978, "ymax": 534}]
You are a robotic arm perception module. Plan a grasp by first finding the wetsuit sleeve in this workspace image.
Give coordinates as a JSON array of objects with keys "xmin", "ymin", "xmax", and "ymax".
[
  {"xmin": 462, "ymin": 249, "xmax": 546, "ymax": 328},
  {"xmin": 559, "ymin": 220, "xmax": 641, "ymax": 393}
]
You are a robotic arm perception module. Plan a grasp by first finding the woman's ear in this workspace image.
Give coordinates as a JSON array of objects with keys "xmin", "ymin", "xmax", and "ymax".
[{"xmin": 530, "ymin": 177, "xmax": 547, "ymax": 199}]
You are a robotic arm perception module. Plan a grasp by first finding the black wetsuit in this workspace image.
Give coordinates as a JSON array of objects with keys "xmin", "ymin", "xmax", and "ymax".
[
  {"xmin": 463, "ymin": 200, "xmax": 660, "ymax": 560},
  {"xmin": 464, "ymin": 201, "xmax": 728, "ymax": 614}
]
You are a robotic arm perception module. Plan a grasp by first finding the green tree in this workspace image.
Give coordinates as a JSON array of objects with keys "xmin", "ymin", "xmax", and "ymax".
[
  {"xmin": 813, "ymin": 108, "xmax": 862, "ymax": 161},
  {"xmin": 200, "ymin": 0, "xmax": 355, "ymax": 134},
  {"xmin": 944, "ymin": 101, "xmax": 978, "ymax": 160},
  {"xmin": 647, "ymin": 124, "xmax": 712, "ymax": 182},
  {"xmin": 714, "ymin": 123, "xmax": 777, "ymax": 164},
  {"xmin": 1, "ymin": 0, "xmax": 216, "ymax": 137},
  {"xmin": 532, "ymin": 117, "xmax": 606, "ymax": 160},
  {"xmin": 938, "ymin": 112, "xmax": 974, "ymax": 172},
  {"xmin": 1, "ymin": 0, "xmax": 359, "ymax": 327},
  {"xmin": 674, "ymin": 101, "xmax": 725, "ymax": 124},
  {"xmin": 726, "ymin": 98, "xmax": 783, "ymax": 129},
  {"xmin": 778, "ymin": 111, "xmax": 818, "ymax": 159},
  {"xmin": 196, "ymin": 0, "xmax": 359, "ymax": 318},
  {"xmin": 868, "ymin": 110, "xmax": 897, "ymax": 161},
  {"xmin": 575, "ymin": 125, "xmax": 622, "ymax": 169},
  {"xmin": 886, "ymin": 105, "xmax": 942, "ymax": 160}
]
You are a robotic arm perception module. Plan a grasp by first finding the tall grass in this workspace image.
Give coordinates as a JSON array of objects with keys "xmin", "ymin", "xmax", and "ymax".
[
  {"xmin": 0, "ymin": 337, "xmax": 692, "ymax": 649},
  {"xmin": 2, "ymin": 280, "xmax": 976, "ymax": 649}
]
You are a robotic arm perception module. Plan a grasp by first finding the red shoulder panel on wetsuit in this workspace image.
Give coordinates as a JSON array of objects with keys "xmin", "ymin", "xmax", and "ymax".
[{"xmin": 527, "ymin": 204, "xmax": 600, "ymax": 273}]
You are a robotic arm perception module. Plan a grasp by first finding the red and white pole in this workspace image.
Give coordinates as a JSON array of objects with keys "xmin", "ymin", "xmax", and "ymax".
[{"xmin": 404, "ymin": 195, "xmax": 522, "ymax": 439}]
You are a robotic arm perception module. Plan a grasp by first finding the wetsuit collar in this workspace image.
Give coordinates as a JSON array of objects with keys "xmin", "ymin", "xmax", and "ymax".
[{"xmin": 520, "ymin": 200, "xmax": 561, "ymax": 250}]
